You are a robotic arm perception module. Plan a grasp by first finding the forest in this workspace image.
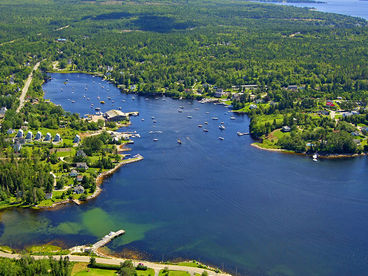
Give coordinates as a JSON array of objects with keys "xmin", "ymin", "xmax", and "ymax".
[{"xmin": 0, "ymin": 0, "xmax": 368, "ymax": 205}]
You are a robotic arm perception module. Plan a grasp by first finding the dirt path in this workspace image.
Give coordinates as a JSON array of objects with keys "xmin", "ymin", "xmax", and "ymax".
[{"xmin": 16, "ymin": 61, "xmax": 41, "ymax": 113}]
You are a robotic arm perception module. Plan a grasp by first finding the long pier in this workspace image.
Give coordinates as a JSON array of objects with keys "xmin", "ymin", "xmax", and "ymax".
[{"xmin": 92, "ymin": 230, "xmax": 125, "ymax": 251}]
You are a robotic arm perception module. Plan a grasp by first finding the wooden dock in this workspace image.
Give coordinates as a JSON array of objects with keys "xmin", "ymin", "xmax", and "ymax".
[{"xmin": 92, "ymin": 230, "xmax": 125, "ymax": 251}]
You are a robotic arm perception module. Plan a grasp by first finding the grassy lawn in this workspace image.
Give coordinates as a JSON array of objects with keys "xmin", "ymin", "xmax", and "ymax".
[
  {"xmin": 159, "ymin": 270, "xmax": 190, "ymax": 276},
  {"xmin": 136, "ymin": 268, "xmax": 155, "ymax": 276},
  {"xmin": 26, "ymin": 244, "xmax": 69, "ymax": 255},
  {"xmin": 72, "ymin": 263, "xmax": 117, "ymax": 276}
]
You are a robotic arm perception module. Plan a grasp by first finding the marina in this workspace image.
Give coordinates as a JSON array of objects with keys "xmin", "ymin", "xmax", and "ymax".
[{"xmin": 1, "ymin": 73, "xmax": 366, "ymax": 276}]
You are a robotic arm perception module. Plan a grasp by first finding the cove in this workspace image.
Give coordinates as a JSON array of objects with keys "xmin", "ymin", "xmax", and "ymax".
[{"xmin": 0, "ymin": 73, "xmax": 368, "ymax": 276}]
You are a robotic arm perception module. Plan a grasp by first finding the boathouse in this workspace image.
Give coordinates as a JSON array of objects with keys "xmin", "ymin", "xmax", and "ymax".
[{"xmin": 104, "ymin": 109, "xmax": 129, "ymax": 121}]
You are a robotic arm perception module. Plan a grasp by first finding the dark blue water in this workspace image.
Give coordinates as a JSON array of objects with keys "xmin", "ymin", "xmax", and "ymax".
[
  {"xmin": 270, "ymin": 0, "xmax": 368, "ymax": 20},
  {"xmin": 1, "ymin": 73, "xmax": 368, "ymax": 276}
]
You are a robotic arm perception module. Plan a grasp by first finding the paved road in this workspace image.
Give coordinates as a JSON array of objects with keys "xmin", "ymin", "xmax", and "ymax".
[
  {"xmin": 0, "ymin": 251, "xmax": 230, "ymax": 276},
  {"xmin": 16, "ymin": 61, "xmax": 41, "ymax": 113}
]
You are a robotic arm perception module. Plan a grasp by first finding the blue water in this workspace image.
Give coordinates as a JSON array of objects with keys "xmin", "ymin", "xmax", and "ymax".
[
  {"xmin": 270, "ymin": 0, "xmax": 368, "ymax": 20},
  {"xmin": 1, "ymin": 73, "xmax": 368, "ymax": 276}
]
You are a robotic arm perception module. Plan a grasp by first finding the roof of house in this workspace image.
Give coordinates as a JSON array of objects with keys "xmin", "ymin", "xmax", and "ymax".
[{"xmin": 104, "ymin": 109, "xmax": 127, "ymax": 118}]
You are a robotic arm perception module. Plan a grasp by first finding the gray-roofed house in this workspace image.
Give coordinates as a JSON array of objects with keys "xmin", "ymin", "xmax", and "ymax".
[
  {"xmin": 76, "ymin": 150, "xmax": 87, "ymax": 158},
  {"xmin": 74, "ymin": 185, "xmax": 85, "ymax": 194},
  {"xmin": 104, "ymin": 110, "xmax": 129, "ymax": 121},
  {"xmin": 13, "ymin": 141, "xmax": 22, "ymax": 152},
  {"xmin": 70, "ymin": 169, "xmax": 78, "ymax": 177},
  {"xmin": 76, "ymin": 162, "xmax": 89, "ymax": 170}
]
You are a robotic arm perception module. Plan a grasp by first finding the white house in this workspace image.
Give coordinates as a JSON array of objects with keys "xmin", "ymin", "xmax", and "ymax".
[
  {"xmin": 44, "ymin": 132, "xmax": 52, "ymax": 141},
  {"xmin": 35, "ymin": 131, "xmax": 42, "ymax": 140},
  {"xmin": 16, "ymin": 129, "xmax": 23, "ymax": 138},
  {"xmin": 73, "ymin": 134, "xmax": 81, "ymax": 144},
  {"xmin": 25, "ymin": 131, "xmax": 33, "ymax": 140},
  {"xmin": 53, "ymin": 133, "xmax": 61, "ymax": 142}
]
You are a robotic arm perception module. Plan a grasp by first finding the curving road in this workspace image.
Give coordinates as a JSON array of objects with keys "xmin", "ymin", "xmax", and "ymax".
[{"xmin": 0, "ymin": 251, "xmax": 230, "ymax": 276}]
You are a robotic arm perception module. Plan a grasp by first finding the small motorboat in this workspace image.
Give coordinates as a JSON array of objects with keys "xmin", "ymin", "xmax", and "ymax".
[
  {"xmin": 95, "ymin": 107, "xmax": 101, "ymax": 111},
  {"xmin": 177, "ymin": 139, "xmax": 182, "ymax": 144},
  {"xmin": 141, "ymin": 118, "xmax": 144, "ymax": 121},
  {"xmin": 218, "ymin": 137, "xmax": 224, "ymax": 140},
  {"xmin": 71, "ymin": 100, "xmax": 75, "ymax": 103},
  {"xmin": 187, "ymin": 115, "xmax": 192, "ymax": 119},
  {"xmin": 219, "ymin": 125, "xmax": 225, "ymax": 130},
  {"xmin": 153, "ymin": 138, "xmax": 158, "ymax": 142},
  {"xmin": 100, "ymin": 101, "xmax": 105, "ymax": 104},
  {"xmin": 313, "ymin": 153, "xmax": 318, "ymax": 162},
  {"xmin": 230, "ymin": 117, "xmax": 236, "ymax": 120},
  {"xmin": 204, "ymin": 122, "xmax": 208, "ymax": 125},
  {"xmin": 212, "ymin": 117, "xmax": 219, "ymax": 120},
  {"xmin": 203, "ymin": 129, "xmax": 209, "ymax": 132},
  {"xmin": 198, "ymin": 125, "xmax": 203, "ymax": 128},
  {"xmin": 178, "ymin": 109, "xmax": 183, "ymax": 113}
]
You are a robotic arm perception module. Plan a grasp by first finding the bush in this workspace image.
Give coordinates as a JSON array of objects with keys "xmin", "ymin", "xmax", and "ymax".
[{"xmin": 136, "ymin": 263, "xmax": 147, "ymax": 270}]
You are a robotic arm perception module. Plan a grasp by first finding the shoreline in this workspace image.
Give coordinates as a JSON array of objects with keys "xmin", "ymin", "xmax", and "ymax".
[
  {"xmin": 251, "ymin": 142, "xmax": 367, "ymax": 159},
  {"xmin": 37, "ymin": 147, "xmax": 143, "ymax": 209}
]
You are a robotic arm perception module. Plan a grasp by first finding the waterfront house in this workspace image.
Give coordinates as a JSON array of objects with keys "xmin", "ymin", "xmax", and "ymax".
[
  {"xmin": 249, "ymin": 104, "xmax": 257, "ymax": 109},
  {"xmin": 76, "ymin": 162, "xmax": 89, "ymax": 170},
  {"xmin": 16, "ymin": 129, "xmax": 23, "ymax": 138},
  {"xmin": 44, "ymin": 132, "xmax": 52, "ymax": 141},
  {"xmin": 74, "ymin": 185, "xmax": 85, "ymax": 194},
  {"xmin": 282, "ymin": 126, "xmax": 291, "ymax": 132},
  {"xmin": 35, "ymin": 131, "xmax": 42, "ymax": 140},
  {"xmin": 214, "ymin": 88, "xmax": 224, "ymax": 98},
  {"xmin": 74, "ymin": 134, "xmax": 81, "ymax": 144},
  {"xmin": 70, "ymin": 170, "xmax": 78, "ymax": 177},
  {"xmin": 25, "ymin": 131, "xmax": 33, "ymax": 140},
  {"xmin": 45, "ymin": 193, "xmax": 53, "ymax": 200},
  {"xmin": 53, "ymin": 133, "xmax": 61, "ymax": 142},
  {"xmin": 76, "ymin": 175, "xmax": 83, "ymax": 182},
  {"xmin": 104, "ymin": 109, "xmax": 129, "ymax": 121}
]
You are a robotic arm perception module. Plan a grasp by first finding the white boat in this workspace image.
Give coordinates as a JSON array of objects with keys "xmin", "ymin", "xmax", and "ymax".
[
  {"xmin": 237, "ymin": 132, "xmax": 249, "ymax": 136},
  {"xmin": 71, "ymin": 100, "xmax": 75, "ymax": 103},
  {"xmin": 230, "ymin": 117, "xmax": 236, "ymax": 120},
  {"xmin": 203, "ymin": 129, "xmax": 208, "ymax": 132},
  {"xmin": 141, "ymin": 118, "xmax": 144, "ymax": 121},
  {"xmin": 218, "ymin": 137, "xmax": 224, "ymax": 140},
  {"xmin": 219, "ymin": 125, "xmax": 225, "ymax": 130},
  {"xmin": 153, "ymin": 138, "xmax": 158, "ymax": 142},
  {"xmin": 198, "ymin": 125, "xmax": 203, "ymax": 128},
  {"xmin": 313, "ymin": 153, "xmax": 318, "ymax": 162},
  {"xmin": 204, "ymin": 122, "xmax": 208, "ymax": 125},
  {"xmin": 178, "ymin": 109, "xmax": 183, "ymax": 113},
  {"xmin": 153, "ymin": 120, "xmax": 157, "ymax": 123},
  {"xmin": 212, "ymin": 117, "xmax": 218, "ymax": 120},
  {"xmin": 187, "ymin": 115, "xmax": 192, "ymax": 119}
]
